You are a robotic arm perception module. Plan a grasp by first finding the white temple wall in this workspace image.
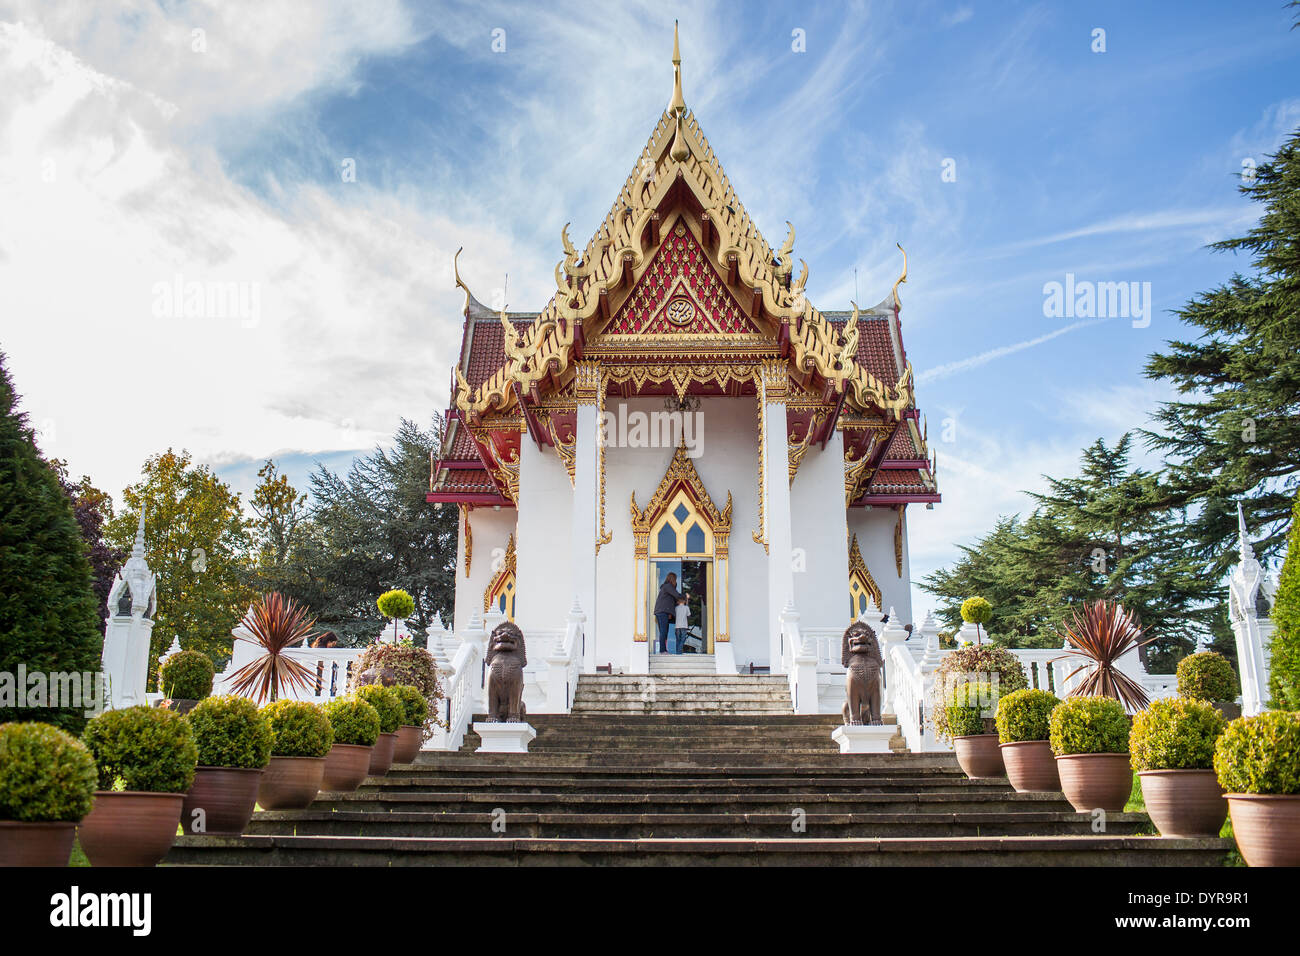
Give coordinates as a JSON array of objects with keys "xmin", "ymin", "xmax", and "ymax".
[
  {"xmin": 598, "ymin": 396, "xmax": 767, "ymax": 669},
  {"xmin": 452, "ymin": 504, "xmax": 516, "ymax": 634},
  {"xmin": 515, "ymin": 438, "xmax": 574, "ymax": 634},
  {"xmin": 790, "ymin": 428, "xmax": 851, "ymax": 631},
  {"xmin": 848, "ymin": 505, "xmax": 913, "ymax": 624}
]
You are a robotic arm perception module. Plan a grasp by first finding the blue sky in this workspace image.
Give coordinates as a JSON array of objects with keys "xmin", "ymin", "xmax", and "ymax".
[{"xmin": 1, "ymin": 1, "xmax": 1296, "ymax": 619}]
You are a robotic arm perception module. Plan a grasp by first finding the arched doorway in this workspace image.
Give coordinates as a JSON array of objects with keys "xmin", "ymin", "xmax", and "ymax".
[{"xmin": 631, "ymin": 444, "xmax": 732, "ymax": 654}]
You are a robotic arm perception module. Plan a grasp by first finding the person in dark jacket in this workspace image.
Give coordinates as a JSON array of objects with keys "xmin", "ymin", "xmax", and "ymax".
[{"xmin": 653, "ymin": 573, "xmax": 685, "ymax": 653}]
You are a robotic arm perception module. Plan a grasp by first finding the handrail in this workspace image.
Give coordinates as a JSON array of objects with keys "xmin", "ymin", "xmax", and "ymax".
[
  {"xmin": 441, "ymin": 638, "xmax": 483, "ymax": 752},
  {"xmin": 888, "ymin": 643, "xmax": 926, "ymax": 752}
]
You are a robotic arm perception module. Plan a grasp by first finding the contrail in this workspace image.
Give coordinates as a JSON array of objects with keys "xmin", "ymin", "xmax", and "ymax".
[{"xmin": 916, "ymin": 318, "xmax": 1108, "ymax": 385}]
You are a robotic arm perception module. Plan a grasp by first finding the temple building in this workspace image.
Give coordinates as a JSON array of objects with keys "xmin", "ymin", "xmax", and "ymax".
[{"xmin": 428, "ymin": 27, "xmax": 939, "ymax": 682}]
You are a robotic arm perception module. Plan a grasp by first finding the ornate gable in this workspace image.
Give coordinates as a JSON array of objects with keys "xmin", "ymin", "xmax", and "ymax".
[{"xmin": 603, "ymin": 221, "xmax": 766, "ymax": 340}]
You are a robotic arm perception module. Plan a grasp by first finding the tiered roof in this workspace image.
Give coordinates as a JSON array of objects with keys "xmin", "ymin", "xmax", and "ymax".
[{"xmin": 429, "ymin": 25, "xmax": 938, "ymax": 510}]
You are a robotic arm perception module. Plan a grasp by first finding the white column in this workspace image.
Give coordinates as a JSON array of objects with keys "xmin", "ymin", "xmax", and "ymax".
[
  {"xmin": 760, "ymin": 367, "xmax": 795, "ymax": 672},
  {"xmin": 571, "ymin": 380, "xmax": 600, "ymax": 673},
  {"xmin": 714, "ymin": 550, "xmax": 737, "ymax": 674},
  {"xmin": 877, "ymin": 608, "xmax": 910, "ymax": 716}
]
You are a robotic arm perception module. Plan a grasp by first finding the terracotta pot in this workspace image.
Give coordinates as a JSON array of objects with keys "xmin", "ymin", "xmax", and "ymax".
[
  {"xmin": 952, "ymin": 734, "xmax": 1005, "ymax": 779},
  {"xmin": 77, "ymin": 791, "xmax": 184, "ymax": 867},
  {"xmin": 392, "ymin": 725, "xmax": 422, "ymax": 764},
  {"xmin": 180, "ymin": 767, "xmax": 263, "ymax": 835},
  {"xmin": 368, "ymin": 732, "xmax": 397, "ymax": 776},
  {"xmin": 0, "ymin": 820, "xmax": 76, "ymax": 867},
  {"xmin": 1226, "ymin": 793, "xmax": 1300, "ymax": 867},
  {"xmin": 999, "ymin": 740, "xmax": 1060, "ymax": 792},
  {"xmin": 1055, "ymin": 753, "xmax": 1132, "ymax": 812},
  {"xmin": 256, "ymin": 756, "xmax": 325, "ymax": 810},
  {"xmin": 1138, "ymin": 769, "xmax": 1226, "ymax": 838},
  {"xmin": 322, "ymin": 743, "xmax": 373, "ymax": 792}
]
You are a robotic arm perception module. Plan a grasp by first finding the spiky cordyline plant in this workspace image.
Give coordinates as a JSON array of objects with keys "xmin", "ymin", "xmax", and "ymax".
[
  {"xmin": 225, "ymin": 593, "xmax": 321, "ymax": 703},
  {"xmin": 1051, "ymin": 599, "xmax": 1156, "ymax": 711}
]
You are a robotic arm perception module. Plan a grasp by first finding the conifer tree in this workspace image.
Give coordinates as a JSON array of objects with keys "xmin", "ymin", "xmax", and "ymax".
[
  {"xmin": 0, "ymin": 351, "xmax": 102, "ymax": 732},
  {"xmin": 1268, "ymin": 489, "xmax": 1300, "ymax": 709}
]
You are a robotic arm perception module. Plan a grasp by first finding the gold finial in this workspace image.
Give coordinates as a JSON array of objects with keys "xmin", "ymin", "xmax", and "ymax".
[
  {"xmin": 669, "ymin": 20, "xmax": 685, "ymax": 116},
  {"xmin": 891, "ymin": 242, "xmax": 908, "ymax": 313}
]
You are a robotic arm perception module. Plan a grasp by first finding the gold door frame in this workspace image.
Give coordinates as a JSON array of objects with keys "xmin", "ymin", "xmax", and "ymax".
[{"xmin": 630, "ymin": 443, "xmax": 732, "ymax": 645}]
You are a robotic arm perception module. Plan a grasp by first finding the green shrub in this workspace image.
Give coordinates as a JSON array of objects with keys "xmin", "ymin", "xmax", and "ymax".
[
  {"xmin": 261, "ymin": 700, "xmax": 333, "ymax": 758},
  {"xmin": 158, "ymin": 649, "xmax": 215, "ymax": 700},
  {"xmin": 323, "ymin": 697, "xmax": 381, "ymax": 747},
  {"xmin": 1130, "ymin": 698, "xmax": 1225, "ymax": 771},
  {"xmin": 354, "ymin": 684, "xmax": 402, "ymax": 735},
  {"xmin": 187, "ymin": 695, "xmax": 272, "ymax": 769},
  {"xmin": 1268, "ymin": 490, "xmax": 1300, "ymax": 709},
  {"xmin": 1049, "ymin": 696, "xmax": 1129, "ymax": 755},
  {"xmin": 1176, "ymin": 651, "xmax": 1238, "ymax": 703},
  {"xmin": 82, "ymin": 705, "xmax": 197, "ymax": 793},
  {"xmin": 391, "ymin": 685, "xmax": 429, "ymax": 727},
  {"xmin": 0, "ymin": 722, "xmax": 98, "ymax": 822},
  {"xmin": 931, "ymin": 645, "xmax": 1028, "ymax": 741},
  {"xmin": 943, "ymin": 681, "xmax": 996, "ymax": 738},
  {"xmin": 349, "ymin": 643, "xmax": 444, "ymax": 736},
  {"xmin": 1213, "ymin": 711, "xmax": 1300, "ymax": 795},
  {"xmin": 995, "ymin": 689, "xmax": 1060, "ymax": 743},
  {"xmin": 376, "ymin": 589, "xmax": 416, "ymax": 621}
]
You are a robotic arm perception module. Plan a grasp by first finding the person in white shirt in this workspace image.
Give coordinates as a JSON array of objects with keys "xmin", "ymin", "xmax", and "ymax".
[{"xmin": 674, "ymin": 598, "xmax": 690, "ymax": 654}]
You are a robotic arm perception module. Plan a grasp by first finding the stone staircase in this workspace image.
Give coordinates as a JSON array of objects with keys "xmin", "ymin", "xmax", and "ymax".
[
  {"xmin": 572, "ymin": 672, "xmax": 794, "ymax": 715},
  {"xmin": 167, "ymin": 689, "xmax": 1233, "ymax": 865}
]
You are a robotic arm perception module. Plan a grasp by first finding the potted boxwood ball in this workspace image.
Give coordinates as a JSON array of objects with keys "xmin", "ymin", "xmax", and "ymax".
[
  {"xmin": 355, "ymin": 684, "xmax": 403, "ymax": 776},
  {"xmin": 390, "ymin": 684, "xmax": 429, "ymax": 764},
  {"xmin": 995, "ymin": 689, "xmax": 1061, "ymax": 792},
  {"xmin": 1176, "ymin": 651, "xmax": 1241, "ymax": 720},
  {"xmin": 946, "ymin": 682, "xmax": 1004, "ymax": 779},
  {"xmin": 257, "ymin": 700, "xmax": 333, "ymax": 810},
  {"xmin": 0, "ymin": 722, "xmax": 98, "ymax": 866},
  {"xmin": 181, "ymin": 696, "xmax": 273, "ymax": 835},
  {"xmin": 157, "ymin": 649, "xmax": 215, "ymax": 715},
  {"xmin": 1214, "ymin": 710, "xmax": 1300, "ymax": 866},
  {"xmin": 1049, "ymin": 696, "xmax": 1132, "ymax": 812},
  {"xmin": 80, "ymin": 706, "xmax": 197, "ymax": 866},
  {"xmin": 1130, "ymin": 697, "xmax": 1227, "ymax": 837},
  {"xmin": 321, "ymin": 697, "xmax": 381, "ymax": 792}
]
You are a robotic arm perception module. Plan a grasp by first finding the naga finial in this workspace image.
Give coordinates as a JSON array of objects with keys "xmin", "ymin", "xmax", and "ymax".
[{"xmin": 891, "ymin": 242, "xmax": 908, "ymax": 313}]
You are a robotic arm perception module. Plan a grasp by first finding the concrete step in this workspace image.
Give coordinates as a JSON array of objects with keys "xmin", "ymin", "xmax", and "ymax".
[
  {"xmin": 167, "ymin": 833, "xmax": 1233, "ymax": 867},
  {"xmin": 245, "ymin": 809, "xmax": 1153, "ymax": 840},
  {"xmin": 362, "ymin": 776, "xmax": 1011, "ymax": 795},
  {"xmin": 310, "ymin": 789, "xmax": 1076, "ymax": 815}
]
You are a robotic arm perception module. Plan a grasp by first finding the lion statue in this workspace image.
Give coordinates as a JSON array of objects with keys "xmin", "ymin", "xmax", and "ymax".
[
  {"xmin": 485, "ymin": 621, "xmax": 528, "ymax": 722},
  {"xmin": 841, "ymin": 621, "xmax": 883, "ymax": 726}
]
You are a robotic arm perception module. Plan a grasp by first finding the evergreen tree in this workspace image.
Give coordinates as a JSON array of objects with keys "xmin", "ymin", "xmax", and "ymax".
[
  {"xmin": 282, "ymin": 418, "xmax": 456, "ymax": 646},
  {"xmin": 105, "ymin": 449, "xmax": 253, "ymax": 683},
  {"xmin": 922, "ymin": 436, "xmax": 1222, "ymax": 670},
  {"xmin": 1143, "ymin": 131, "xmax": 1300, "ymax": 574},
  {"xmin": 247, "ymin": 459, "xmax": 310, "ymax": 595},
  {"xmin": 48, "ymin": 459, "xmax": 124, "ymax": 613},
  {"xmin": 0, "ymin": 351, "xmax": 102, "ymax": 732}
]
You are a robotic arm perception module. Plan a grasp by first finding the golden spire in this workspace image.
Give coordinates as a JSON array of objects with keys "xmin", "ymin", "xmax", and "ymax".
[{"xmin": 669, "ymin": 20, "xmax": 685, "ymax": 116}]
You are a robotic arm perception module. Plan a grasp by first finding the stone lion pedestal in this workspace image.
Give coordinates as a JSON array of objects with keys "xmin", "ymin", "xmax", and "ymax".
[
  {"xmin": 473, "ymin": 721, "xmax": 537, "ymax": 754},
  {"xmin": 831, "ymin": 724, "xmax": 895, "ymax": 754}
]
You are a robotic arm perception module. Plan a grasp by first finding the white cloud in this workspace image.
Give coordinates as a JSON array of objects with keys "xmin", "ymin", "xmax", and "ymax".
[{"xmin": 916, "ymin": 318, "xmax": 1110, "ymax": 385}]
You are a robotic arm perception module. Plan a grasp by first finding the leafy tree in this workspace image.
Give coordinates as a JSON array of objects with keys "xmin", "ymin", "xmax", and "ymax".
[
  {"xmin": 1143, "ymin": 131, "xmax": 1300, "ymax": 575},
  {"xmin": 48, "ymin": 459, "xmax": 124, "ymax": 613},
  {"xmin": 0, "ymin": 351, "xmax": 102, "ymax": 732},
  {"xmin": 105, "ymin": 450, "xmax": 253, "ymax": 683},
  {"xmin": 282, "ymin": 418, "xmax": 456, "ymax": 646},
  {"xmin": 247, "ymin": 459, "xmax": 310, "ymax": 594}
]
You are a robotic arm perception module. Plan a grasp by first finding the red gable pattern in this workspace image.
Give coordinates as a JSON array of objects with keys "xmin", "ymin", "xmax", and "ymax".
[{"xmin": 608, "ymin": 227, "xmax": 761, "ymax": 336}]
